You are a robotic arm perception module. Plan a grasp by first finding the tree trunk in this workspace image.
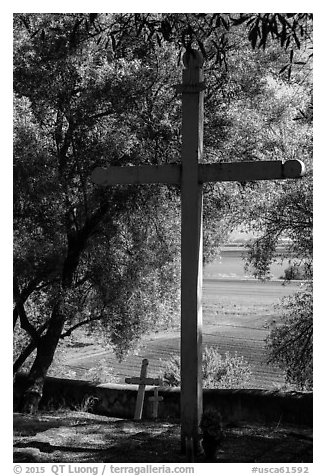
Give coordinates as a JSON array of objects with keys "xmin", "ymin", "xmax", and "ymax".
[
  {"xmin": 14, "ymin": 321, "xmax": 50, "ymax": 375},
  {"xmin": 21, "ymin": 301, "xmax": 66, "ymax": 413},
  {"xmin": 18, "ymin": 206, "xmax": 109, "ymax": 412}
]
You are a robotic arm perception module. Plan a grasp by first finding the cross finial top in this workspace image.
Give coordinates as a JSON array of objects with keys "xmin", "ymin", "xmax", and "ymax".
[
  {"xmin": 182, "ymin": 48, "xmax": 204, "ymax": 70},
  {"xmin": 179, "ymin": 48, "xmax": 205, "ymax": 91}
]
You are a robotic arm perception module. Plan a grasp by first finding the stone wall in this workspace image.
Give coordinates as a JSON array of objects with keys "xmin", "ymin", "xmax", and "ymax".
[{"xmin": 14, "ymin": 373, "xmax": 312, "ymax": 426}]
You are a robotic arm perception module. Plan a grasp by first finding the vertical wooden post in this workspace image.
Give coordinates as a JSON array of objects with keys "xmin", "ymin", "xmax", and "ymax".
[
  {"xmin": 149, "ymin": 387, "xmax": 164, "ymax": 419},
  {"xmin": 180, "ymin": 50, "xmax": 205, "ymax": 454},
  {"xmin": 134, "ymin": 358, "xmax": 148, "ymax": 420}
]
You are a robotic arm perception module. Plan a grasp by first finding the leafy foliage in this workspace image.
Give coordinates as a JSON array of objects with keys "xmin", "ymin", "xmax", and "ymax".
[
  {"xmin": 162, "ymin": 346, "xmax": 252, "ymax": 389},
  {"xmin": 17, "ymin": 13, "xmax": 312, "ymax": 70},
  {"xmin": 13, "ymin": 20, "xmax": 181, "ymax": 360},
  {"xmin": 228, "ymin": 74, "xmax": 313, "ymax": 280},
  {"xmin": 266, "ymin": 285, "xmax": 313, "ymax": 390}
]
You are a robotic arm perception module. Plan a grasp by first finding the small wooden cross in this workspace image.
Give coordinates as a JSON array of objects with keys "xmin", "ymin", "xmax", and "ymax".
[
  {"xmin": 149, "ymin": 387, "xmax": 164, "ymax": 419},
  {"xmin": 125, "ymin": 358, "xmax": 162, "ymax": 420}
]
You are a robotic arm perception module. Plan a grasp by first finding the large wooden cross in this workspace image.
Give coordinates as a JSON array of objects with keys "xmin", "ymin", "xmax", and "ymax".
[{"xmin": 91, "ymin": 49, "xmax": 305, "ymax": 454}]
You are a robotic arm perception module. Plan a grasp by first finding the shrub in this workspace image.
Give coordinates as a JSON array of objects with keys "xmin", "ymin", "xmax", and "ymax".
[
  {"xmin": 85, "ymin": 358, "xmax": 119, "ymax": 385},
  {"xmin": 162, "ymin": 346, "xmax": 252, "ymax": 389},
  {"xmin": 162, "ymin": 354, "xmax": 181, "ymax": 387},
  {"xmin": 281, "ymin": 263, "xmax": 307, "ymax": 281}
]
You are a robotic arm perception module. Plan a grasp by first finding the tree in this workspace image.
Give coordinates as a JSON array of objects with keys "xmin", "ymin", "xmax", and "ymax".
[
  {"xmin": 13, "ymin": 13, "xmax": 313, "ymax": 411},
  {"xmin": 218, "ymin": 42, "xmax": 312, "ymax": 388},
  {"xmin": 202, "ymin": 42, "xmax": 313, "ymax": 282},
  {"xmin": 266, "ymin": 285, "xmax": 313, "ymax": 390},
  {"xmin": 13, "ymin": 14, "xmax": 184, "ymax": 411},
  {"xmin": 233, "ymin": 75, "xmax": 313, "ymax": 388}
]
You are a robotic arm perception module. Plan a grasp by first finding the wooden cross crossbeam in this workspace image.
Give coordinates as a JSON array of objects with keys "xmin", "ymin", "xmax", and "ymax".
[
  {"xmin": 125, "ymin": 376, "xmax": 161, "ymax": 386},
  {"xmin": 92, "ymin": 49, "xmax": 305, "ymax": 457},
  {"xmin": 91, "ymin": 159, "xmax": 304, "ymax": 187}
]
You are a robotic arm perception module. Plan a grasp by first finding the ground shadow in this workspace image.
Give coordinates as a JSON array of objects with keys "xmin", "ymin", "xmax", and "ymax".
[{"xmin": 13, "ymin": 411, "xmax": 312, "ymax": 463}]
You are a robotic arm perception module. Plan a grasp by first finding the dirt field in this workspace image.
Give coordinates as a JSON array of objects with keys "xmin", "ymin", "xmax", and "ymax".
[{"xmin": 51, "ymin": 278, "xmax": 300, "ymax": 389}]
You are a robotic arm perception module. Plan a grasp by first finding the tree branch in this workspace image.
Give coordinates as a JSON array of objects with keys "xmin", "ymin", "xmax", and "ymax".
[
  {"xmin": 267, "ymin": 321, "xmax": 312, "ymax": 363},
  {"xmin": 60, "ymin": 315, "xmax": 102, "ymax": 339}
]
